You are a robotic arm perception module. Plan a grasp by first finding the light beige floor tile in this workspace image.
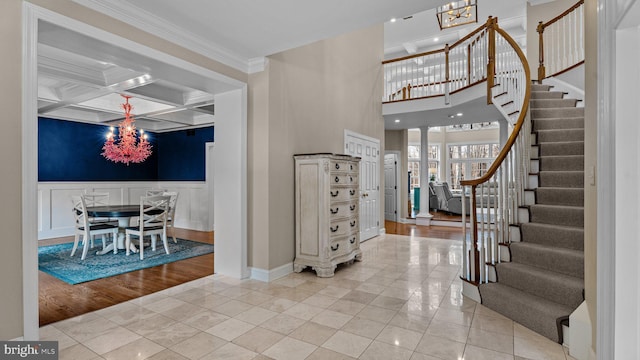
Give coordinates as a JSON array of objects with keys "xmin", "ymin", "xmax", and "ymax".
[
  {"xmin": 375, "ymin": 324, "xmax": 423, "ymax": 351},
  {"xmin": 310, "ymin": 309, "xmax": 353, "ymax": 329},
  {"xmin": 40, "ymin": 324, "xmax": 78, "ymax": 350},
  {"xmin": 181, "ymin": 309, "xmax": 230, "ymax": 331},
  {"xmin": 233, "ymin": 306, "xmax": 278, "ymax": 325},
  {"xmin": 388, "ymin": 312, "xmax": 432, "ymax": 333},
  {"xmin": 263, "ymin": 336, "xmax": 317, "ymax": 360},
  {"xmin": 94, "ymin": 301, "xmax": 140, "ymax": 319},
  {"xmin": 359, "ymin": 340, "xmax": 414, "ymax": 360},
  {"xmin": 272, "ymin": 277, "xmax": 309, "ymax": 288},
  {"xmin": 414, "ymin": 333, "xmax": 465, "ymax": 360},
  {"xmin": 82, "ymin": 326, "xmax": 141, "ymax": 355},
  {"xmin": 146, "ymin": 348, "xmax": 190, "ymax": 360},
  {"xmin": 355, "ymin": 282, "xmax": 388, "ymax": 295},
  {"xmin": 54, "ymin": 317, "xmax": 119, "ymax": 343},
  {"xmin": 171, "ymin": 287, "xmax": 211, "ymax": 304},
  {"xmin": 426, "ymin": 319, "xmax": 470, "ymax": 343},
  {"xmin": 328, "ymin": 299, "xmax": 367, "ymax": 315},
  {"xmin": 318, "ymin": 285, "xmax": 352, "ymax": 298},
  {"xmin": 514, "ymin": 335, "xmax": 567, "ymax": 360},
  {"xmin": 57, "ymin": 343, "xmax": 100, "ymax": 360},
  {"xmin": 370, "ymin": 295, "xmax": 408, "ymax": 311},
  {"xmin": 232, "ymin": 327, "xmax": 284, "ymax": 353},
  {"xmin": 467, "ymin": 327, "xmax": 514, "ymax": 354},
  {"xmin": 169, "ymin": 332, "xmax": 227, "ymax": 360},
  {"xmin": 259, "ymin": 314, "xmax": 307, "ymax": 335},
  {"xmin": 340, "ymin": 316, "xmax": 387, "ymax": 339},
  {"xmin": 206, "ymin": 318, "xmax": 255, "ymax": 341},
  {"xmin": 302, "ymin": 293, "xmax": 339, "ymax": 308},
  {"xmin": 145, "ymin": 297, "xmax": 187, "ymax": 313},
  {"xmin": 463, "ymin": 344, "xmax": 515, "ymax": 359},
  {"xmin": 159, "ymin": 302, "xmax": 207, "ymax": 321},
  {"xmin": 185, "ymin": 293, "xmax": 232, "ymax": 309},
  {"xmin": 289, "ymin": 322, "xmax": 337, "ymax": 346},
  {"xmin": 145, "ymin": 322, "xmax": 200, "ymax": 347},
  {"xmin": 199, "ymin": 342, "xmax": 257, "ymax": 360},
  {"xmin": 321, "ymin": 330, "xmax": 372, "ymax": 358},
  {"xmin": 341, "ymin": 290, "xmax": 378, "ymax": 304},
  {"xmin": 102, "ymin": 337, "xmax": 164, "ymax": 360},
  {"xmin": 271, "ymin": 287, "xmax": 315, "ymax": 302},
  {"xmin": 282, "ymin": 302, "xmax": 324, "ymax": 321},
  {"xmin": 409, "ymin": 352, "xmax": 442, "ymax": 360},
  {"xmin": 100, "ymin": 305, "xmax": 157, "ymax": 326},
  {"xmin": 217, "ymin": 285, "xmax": 253, "ymax": 299},
  {"xmin": 123, "ymin": 313, "xmax": 177, "ymax": 337},
  {"xmin": 236, "ymin": 290, "xmax": 274, "ymax": 306},
  {"xmin": 295, "ymin": 281, "xmax": 328, "ymax": 293},
  {"xmin": 432, "ymin": 307, "xmax": 474, "ymax": 327},
  {"xmin": 305, "ymin": 347, "xmax": 356, "ymax": 360},
  {"xmin": 259, "ymin": 297, "xmax": 299, "ymax": 313},
  {"xmin": 378, "ymin": 286, "xmax": 414, "ymax": 301},
  {"xmin": 208, "ymin": 299, "xmax": 254, "ymax": 317},
  {"xmin": 471, "ymin": 313, "xmax": 514, "ymax": 336},
  {"xmin": 356, "ymin": 305, "xmax": 398, "ymax": 324}
]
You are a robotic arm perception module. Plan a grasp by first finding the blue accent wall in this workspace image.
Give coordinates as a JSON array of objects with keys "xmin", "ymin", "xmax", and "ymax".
[{"xmin": 38, "ymin": 117, "xmax": 213, "ymax": 182}]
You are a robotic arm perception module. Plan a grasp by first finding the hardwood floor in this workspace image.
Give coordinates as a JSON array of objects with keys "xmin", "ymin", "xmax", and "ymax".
[
  {"xmin": 39, "ymin": 222, "xmax": 461, "ymax": 326},
  {"xmin": 38, "ymin": 228, "xmax": 214, "ymax": 326}
]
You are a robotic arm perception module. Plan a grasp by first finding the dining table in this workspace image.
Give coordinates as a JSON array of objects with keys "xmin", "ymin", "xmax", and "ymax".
[{"xmin": 86, "ymin": 204, "xmax": 161, "ymax": 255}]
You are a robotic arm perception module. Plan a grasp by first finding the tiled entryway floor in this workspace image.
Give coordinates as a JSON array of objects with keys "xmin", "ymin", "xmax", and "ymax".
[{"xmin": 41, "ymin": 234, "xmax": 577, "ymax": 360}]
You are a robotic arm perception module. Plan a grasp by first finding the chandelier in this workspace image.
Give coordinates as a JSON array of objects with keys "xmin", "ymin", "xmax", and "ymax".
[
  {"xmin": 436, "ymin": 0, "xmax": 478, "ymax": 30},
  {"xmin": 102, "ymin": 95, "xmax": 152, "ymax": 165}
]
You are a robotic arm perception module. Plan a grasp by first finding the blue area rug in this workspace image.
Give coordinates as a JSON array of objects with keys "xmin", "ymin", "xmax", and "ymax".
[{"xmin": 38, "ymin": 239, "xmax": 214, "ymax": 285}]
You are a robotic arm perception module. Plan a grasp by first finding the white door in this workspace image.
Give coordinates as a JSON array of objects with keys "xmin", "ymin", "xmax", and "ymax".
[
  {"xmin": 345, "ymin": 131, "xmax": 380, "ymax": 241},
  {"xmin": 384, "ymin": 154, "xmax": 397, "ymax": 221}
]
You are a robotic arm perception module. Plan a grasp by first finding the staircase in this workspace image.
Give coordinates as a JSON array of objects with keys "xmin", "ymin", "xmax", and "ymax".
[{"xmin": 478, "ymin": 83, "xmax": 585, "ymax": 343}]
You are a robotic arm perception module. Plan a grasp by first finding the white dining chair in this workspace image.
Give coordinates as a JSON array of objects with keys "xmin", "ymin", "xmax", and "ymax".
[
  {"xmin": 163, "ymin": 191, "xmax": 179, "ymax": 243},
  {"xmin": 71, "ymin": 195, "xmax": 119, "ymax": 260},
  {"xmin": 125, "ymin": 195, "xmax": 170, "ymax": 260},
  {"xmin": 83, "ymin": 192, "xmax": 116, "ymax": 225},
  {"xmin": 146, "ymin": 189, "xmax": 167, "ymax": 196}
]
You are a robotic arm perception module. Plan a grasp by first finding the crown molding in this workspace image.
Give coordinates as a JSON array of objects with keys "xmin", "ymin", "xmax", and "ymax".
[
  {"xmin": 73, "ymin": 0, "xmax": 251, "ymax": 73},
  {"xmin": 248, "ymin": 57, "xmax": 268, "ymax": 74}
]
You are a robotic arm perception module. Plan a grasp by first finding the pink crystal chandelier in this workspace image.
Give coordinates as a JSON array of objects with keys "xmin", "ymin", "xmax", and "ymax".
[{"xmin": 102, "ymin": 95, "xmax": 152, "ymax": 165}]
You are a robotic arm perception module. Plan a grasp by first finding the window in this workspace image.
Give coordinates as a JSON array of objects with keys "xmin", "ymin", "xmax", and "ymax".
[
  {"xmin": 407, "ymin": 144, "xmax": 439, "ymax": 189},
  {"xmin": 447, "ymin": 143, "xmax": 499, "ymax": 190}
]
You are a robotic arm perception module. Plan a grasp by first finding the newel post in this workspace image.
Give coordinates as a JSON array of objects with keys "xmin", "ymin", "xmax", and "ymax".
[
  {"xmin": 486, "ymin": 16, "xmax": 496, "ymax": 105},
  {"xmin": 445, "ymin": 44, "xmax": 450, "ymax": 104},
  {"xmin": 537, "ymin": 21, "xmax": 546, "ymax": 80}
]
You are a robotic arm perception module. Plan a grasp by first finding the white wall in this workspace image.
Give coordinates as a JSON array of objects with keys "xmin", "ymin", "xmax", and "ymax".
[{"xmin": 38, "ymin": 181, "xmax": 212, "ymax": 239}]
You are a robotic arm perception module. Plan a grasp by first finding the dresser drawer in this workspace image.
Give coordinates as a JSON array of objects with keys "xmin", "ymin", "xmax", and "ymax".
[
  {"xmin": 329, "ymin": 187, "xmax": 358, "ymax": 202},
  {"xmin": 329, "ymin": 218, "xmax": 358, "ymax": 237},
  {"xmin": 331, "ymin": 174, "xmax": 358, "ymax": 186},
  {"xmin": 329, "ymin": 201, "xmax": 358, "ymax": 219},
  {"xmin": 331, "ymin": 161, "xmax": 357, "ymax": 173}
]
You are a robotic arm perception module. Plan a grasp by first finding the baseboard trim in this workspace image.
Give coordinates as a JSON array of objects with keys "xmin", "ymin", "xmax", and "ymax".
[{"xmin": 250, "ymin": 262, "xmax": 293, "ymax": 282}]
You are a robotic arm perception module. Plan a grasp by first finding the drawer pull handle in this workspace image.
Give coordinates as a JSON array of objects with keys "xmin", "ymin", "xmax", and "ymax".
[
  {"xmin": 335, "ymin": 176, "xmax": 340, "ymax": 183},
  {"xmin": 350, "ymin": 164, "xmax": 353, "ymax": 170},
  {"xmin": 330, "ymin": 208, "xmax": 339, "ymax": 214},
  {"xmin": 350, "ymin": 205, "xmax": 356, "ymax": 211},
  {"xmin": 350, "ymin": 221, "xmax": 356, "ymax": 227},
  {"xmin": 331, "ymin": 244, "xmax": 340, "ymax": 251},
  {"xmin": 335, "ymin": 163, "xmax": 340, "ymax": 170},
  {"xmin": 350, "ymin": 237, "xmax": 356, "ymax": 244},
  {"xmin": 330, "ymin": 225, "xmax": 339, "ymax": 233},
  {"xmin": 350, "ymin": 176, "xmax": 353, "ymax": 182},
  {"xmin": 330, "ymin": 190, "xmax": 339, "ymax": 197},
  {"xmin": 349, "ymin": 189, "xmax": 356, "ymax": 196}
]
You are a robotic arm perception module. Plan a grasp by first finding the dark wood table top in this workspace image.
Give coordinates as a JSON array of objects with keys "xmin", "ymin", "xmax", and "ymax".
[{"xmin": 86, "ymin": 205, "xmax": 141, "ymax": 218}]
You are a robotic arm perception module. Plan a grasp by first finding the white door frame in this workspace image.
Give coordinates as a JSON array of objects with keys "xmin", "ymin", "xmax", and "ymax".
[
  {"xmin": 384, "ymin": 151, "xmax": 402, "ymax": 223},
  {"xmin": 206, "ymin": 142, "xmax": 215, "ymax": 231},
  {"xmin": 22, "ymin": 3, "xmax": 247, "ymax": 339}
]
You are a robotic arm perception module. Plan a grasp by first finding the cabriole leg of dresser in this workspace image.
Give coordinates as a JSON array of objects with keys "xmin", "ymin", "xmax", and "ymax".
[
  {"xmin": 293, "ymin": 263, "xmax": 307, "ymax": 273},
  {"xmin": 313, "ymin": 265, "xmax": 336, "ymax": 278}
]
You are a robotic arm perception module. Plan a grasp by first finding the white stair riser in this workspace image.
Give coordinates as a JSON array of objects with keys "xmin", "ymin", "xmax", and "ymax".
[
  {"xmin": 487, "ymin": 265, "xmax": 497, "ymax": 282},
  {"xmin": 528, "ymin": 174, "xmax": 539, "ymax": 189},
  {"xmin": 518, "ymin": 207, "xmax": 530, "ymax": 223},
  {"xmin": 499, "ymin": 245, "xmax": 511, "ymax": 262},
  {"xmin": 530, "ymin": 159, "xmax": 540, "ymax": 174},
  {"xmin": 509, "ymin": 225, "xmax": 521, "ymax": 242},
  {"xmin": 531, "ymin": 145, "xmax": 540, "ymax": 158},
  {"xmin": 524, "ymin": 190, "xmax": 536, "ymax": 206}
]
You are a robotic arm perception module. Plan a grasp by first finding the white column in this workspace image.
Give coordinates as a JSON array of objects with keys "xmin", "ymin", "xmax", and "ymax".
[
  {"xmin": 416, "ymin": 126, "xmax": 434, "ymax": 226},
  {"xmin": 498, "ymin": 119, "xmax": 509, "ymax": 147}
]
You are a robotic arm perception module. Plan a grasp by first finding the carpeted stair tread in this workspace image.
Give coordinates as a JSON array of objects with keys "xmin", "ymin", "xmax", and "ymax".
[
  {"xmin": 531, "ymin": 84, "xmax": 553, "ymax": 91},
  {"xmin": 530, "ymin": 91, "xmax": 565, "ymax": 99},
  {"xmin": 532, "ymin": 107, "xmax": 584, "ymax": 119},
  {"xmin": 536, "ymin": 129, "xmax": 584, "ymax": 143},
  {"xmin": 539, "ymin": 155, "xmax": 584, "ymax": 171},
  {"xmin": 535, "ymin": 187, "xmax": 584, "ymax": 207},
  {"xmin": 533, "ymin": 118, "xmax": 584, "ymax": 130},
  {"xmin": 478, "ymin": 282, "xmax": 572, "ymax": 342},
  {"xmin": 530, "ymin": 99, "xmax": 578, "ymax": 108},
  {"xmin": 519, "ymin": 223, "xmax": 584, "ymax": 250},
  {"xmin": 510, "ymin": 242, "xmax": 584, "ymax": 279},
  {"xmin": 495, "ymin": 262, "xmax": 584, "ymax": 309},
  {"xmin": 538, "ymin": 141, "xmax": 584, "ymax": 156},
  {"xmin": 528, "ymin": 204, "xmax": 584, "ymax": 227},
  {"xmin": 539, "ymin": 171, "xmax": 584, "ymax": 188}
]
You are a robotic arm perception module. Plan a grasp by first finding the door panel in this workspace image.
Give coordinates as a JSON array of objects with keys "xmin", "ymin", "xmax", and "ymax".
[{"xmin": 384, "ymin": 154, "xmax": 397, "ymax": 221}]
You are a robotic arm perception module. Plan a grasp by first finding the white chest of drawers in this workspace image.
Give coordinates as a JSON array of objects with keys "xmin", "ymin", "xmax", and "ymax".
[{"xmin": 293, "ymin": 154, "xmax": 362, "ymax": 277}]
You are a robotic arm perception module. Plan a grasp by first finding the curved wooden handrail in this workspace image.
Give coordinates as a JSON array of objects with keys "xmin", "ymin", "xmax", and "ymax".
[
  {"xmin": 460, "ymin": 27, "xmax": 531, "ymax": 187},
  {"xmin": 538, "ymin": 0, "xmax": 584, "ymax": 31}
]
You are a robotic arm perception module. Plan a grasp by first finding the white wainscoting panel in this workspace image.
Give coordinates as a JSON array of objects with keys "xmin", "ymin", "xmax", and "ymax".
[{"xmin": 38, "ymin": 181, "xmax": 212, "ymax": 240}]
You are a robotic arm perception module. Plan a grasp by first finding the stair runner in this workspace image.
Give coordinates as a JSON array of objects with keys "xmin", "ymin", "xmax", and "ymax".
[{"xmin": 478, "ymin": 83, "xmax": 584, "ymax": 343}]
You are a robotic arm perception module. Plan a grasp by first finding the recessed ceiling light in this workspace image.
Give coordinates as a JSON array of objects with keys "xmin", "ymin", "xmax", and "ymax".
[
  {"xmin": 394, "ymin": 119, "xmax": 400, "ymax": 123},
  {"xmin": 448, "ymin": 115, "xmax": 455, "ymax": 118},
  {"xmin": 390, "ymin": 18, "xmax": 397, "ymax": 23},
  {"xmin": 434, "ymin": 37, "xmax": 439, "ymax": 42},
  {"xmin": 457, "ymin": 112, "xmax": 463, "ymax": 117}
]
